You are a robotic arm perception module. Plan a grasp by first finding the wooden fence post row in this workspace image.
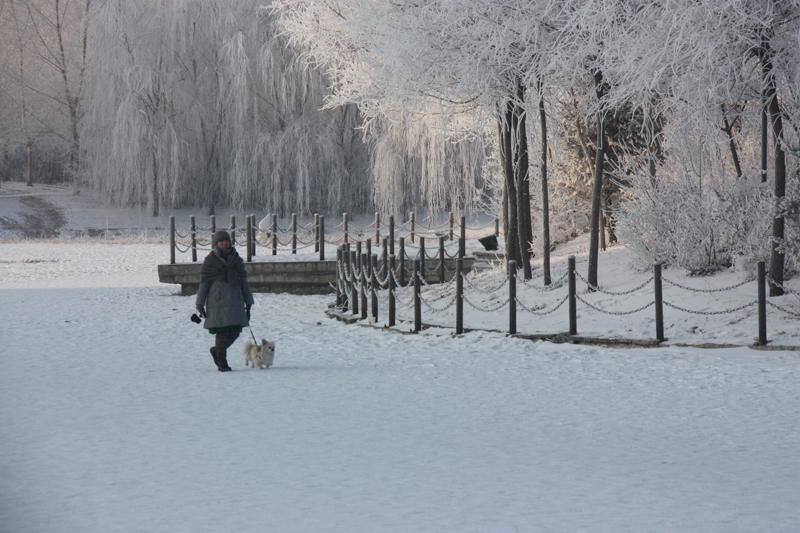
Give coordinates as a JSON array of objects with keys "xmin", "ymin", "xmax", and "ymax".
[{"xmin": 332, "ymin": 252, "xmax": 772, "ymax": 345}]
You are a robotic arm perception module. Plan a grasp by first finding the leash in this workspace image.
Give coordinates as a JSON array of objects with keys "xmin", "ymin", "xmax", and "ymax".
[{"xmin": 249, "ymin": 326, "xmax": 258, "ymax": 345}]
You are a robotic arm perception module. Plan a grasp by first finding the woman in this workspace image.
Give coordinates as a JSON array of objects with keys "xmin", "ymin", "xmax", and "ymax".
[{"xmin": 196, "ymin": 230, "xmax": 254, "ymax": 371}]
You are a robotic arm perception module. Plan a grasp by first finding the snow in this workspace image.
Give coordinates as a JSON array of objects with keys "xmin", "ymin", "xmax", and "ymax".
[{"xmin": 1, "ymin": 183, "xmax": 799, "ymax": 532}]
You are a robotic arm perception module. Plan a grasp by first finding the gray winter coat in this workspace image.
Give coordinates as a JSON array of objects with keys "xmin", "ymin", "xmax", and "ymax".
[{"xmin": 195, "ymin": 247, "xmax": 254, "ymax": 330}]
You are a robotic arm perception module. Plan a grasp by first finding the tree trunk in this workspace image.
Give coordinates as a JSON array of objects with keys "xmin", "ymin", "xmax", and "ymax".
[
  {"xmin": 498, "ymin": 121, "xmax": 508, "ymax": 247},
  {"xmin": 151, "ymin": 153, "xmax": 159, "ymax": 217},
  {"xmin": 501, "ymin": 107, "xmax": 519, "ymax": 266},
  {"xmin": 538, "ymin": 80, "xmax": 551, "ymax": 285},
  {"xmin": 763, "ymin": 49, "xmax": 785, "ymax": 296},
  {"xmin": 587, "ymin": 70, "xmax": 607, "ymax": 290},
  {"xmin": 721, "ymin": 105, "xmax": 743, "ymax": 178},
  {"xmin": 513, "ymin": 80, "xmax": 532, "ymax": 280}
]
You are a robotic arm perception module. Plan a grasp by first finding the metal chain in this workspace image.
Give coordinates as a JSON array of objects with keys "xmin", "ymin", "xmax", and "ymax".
[
  {"xmin": 517, "ymin": 294, "xmax": 570, "ymax": 316},
  {"xmin": 575, "ymin": 270, "xmax": 655, "ymax": 295},
  {"xmin": 663, "ymin": 299, "xmax": 756, "ymax": 315},
  {"xmin": 462, "ymin": 293, "xmax": 509, "ymax": 312},
  {"xmin": 420, "ymin": 290, "xmax": 458, "ymax": 314},
  {"xmin": 766, "ymin": 300, "xmax": 800, "ymax": 319},
  {"xmin": 519, "ymin": 270, "xmax": 569, "ymax": 292},
  {"xmin": 462, "ymin": 273, "xmax": 508, "ymax": 295},
  {"xmin": 766, "ymin": 276, "xmax": 800, "ymax": 297},
  {"xmin": 662, "ymin": 276, "xmax": 755, "ymax": 293},
  {"xmin": 577, "ymin": 295, "xmax": 655, "ymax": 315}
]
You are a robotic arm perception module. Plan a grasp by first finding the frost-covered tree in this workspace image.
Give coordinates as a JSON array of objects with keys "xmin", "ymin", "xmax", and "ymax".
[{"xmin": 79, "ymin": 0, "xmax": 370, "ymax": 216}]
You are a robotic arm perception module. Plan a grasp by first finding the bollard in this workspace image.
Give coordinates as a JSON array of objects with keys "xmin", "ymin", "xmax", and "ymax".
[
  {"xmin": 230, "ymin": 215, "xmax": 236, "ymax": 246},
  {"xmin": 389, "ymin": 254, "xmax": 396, "ymax": 327},
  {"xmin": 381, "ymin": 237, "xmax": 388, "ymax": 279},
  {"xmin": 371, "ymin": 253, "xmax": 378, "ymax": 321},
  {"xmin": 758, "ymin": 261, "xmax": 767, "ymax": 345},
  {"xmin": 190, "ymin": 215, "xmax": 197, "ymax": 262},
  {"xmin": 460, "ymin": 215, "xmax": 466, "ymax": 256},
  {"xmin": 210, "ymin": 214, "xmax": 216, "ymax": 235},
  {"xmin": 366, "ymin": 238, "xmax": 372, "ymax": 263},
  {"xmin": 336, "ymin": 246, "xmax": 343, "ymax": 308},
  {"xmin": 246, "ymin": 215, "xmax": 252, "ymax": 262},
  {"xmin": 419, "ymin": 237, "xmax": 426, "ymax": 283},
  {"xmin": 319, "ymin": 215, "xmax": 325, "ymax": 260},
  {"xmin": 439, "ymin": 236, "xmax": 446, "ymax": 284},
  {"xmin": 410, "ymin": 212, "xmax": 415, "ymax": 244},
  {"xmin": 568, "ymin": 255, "xmax": 577, "ymax": 335},
  {"xmin": 169, "ymin": 216, "xmax": 176, "ymax": 264},
  {"xmin": 343, "ymin": 213, "xmax": 349, "ymax": 244},
  {"xmin": 399, "ymin": 237, "xmax": 406, "ymax": 287},
  {"xmin": 494, "ymin": 217, "xmax": 499, "ymax": 237},
  {"xmin": 389, "ymin": 215, "xmax": 395, "ymax": 256},
  {"xmin": 456, "ymin": 258, "xmax": 464, "ymax": 334},
  {"xmin": 250, "ymin": 215, "xmax": 257, "ymax": 258},
  {"xmin": 449, "ymin": 212, "xmax": 454, "ymax": 240},
  {"xmin": 654, "ymin": 262, "xmax": 664, "ymax": 341},
  {"xmin": 360, "ymin": 253, "xmax": 368, "ymax": 320},
  {"xmin": 292, "ymin": 214, "xmax": 297, "ymax": 254},
  {"xmin": 351, "ymin": 251, "xmax": 359, "ymax": 316},
  {"xmin": 341, "ymin": 248, "xmax": 350, "ymax": 312},
  {"xmin": 374, "ymin": 212, "xmax": 380, "ymax": 244},
  {"xmin": 314, "ymin": 214, "xmax": 319, "ymax": 253},
  {"xmin": 509, "ymin": 260, "xmax": 516, "ymax": 335},
  {"xmin": 271, "ymin": 214, "xmax": 278, "ymax": 256},
  {"xmin": 414, "ymin": 258, "xmax": 421, "ymax": 332}
]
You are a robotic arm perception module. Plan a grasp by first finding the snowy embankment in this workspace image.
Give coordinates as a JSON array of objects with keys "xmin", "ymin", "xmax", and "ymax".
[{"xmin": 1, "ymin": 239, "xmax": 799, "ymax": 533}]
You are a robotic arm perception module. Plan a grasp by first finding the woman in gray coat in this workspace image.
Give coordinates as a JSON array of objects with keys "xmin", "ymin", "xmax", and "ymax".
[{"xmin": 196, "ymin": 230, "xmax": 254, "ymax": 371}]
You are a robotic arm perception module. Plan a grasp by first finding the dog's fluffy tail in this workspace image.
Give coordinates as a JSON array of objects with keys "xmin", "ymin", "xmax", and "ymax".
[{"xmin": 242, "ymin": 340, "xmax": 254, "ymax": 354}]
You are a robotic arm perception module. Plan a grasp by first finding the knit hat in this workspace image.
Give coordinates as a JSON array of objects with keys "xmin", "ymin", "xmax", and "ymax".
[{"xmin": 213, "ymin": 230, "xmax": 232, "ymax": 247}]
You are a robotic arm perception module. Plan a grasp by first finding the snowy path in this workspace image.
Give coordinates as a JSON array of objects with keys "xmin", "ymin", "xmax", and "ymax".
[{"xmin": 2, "ymin": 275, "xmax": 799, "ymax": 531}]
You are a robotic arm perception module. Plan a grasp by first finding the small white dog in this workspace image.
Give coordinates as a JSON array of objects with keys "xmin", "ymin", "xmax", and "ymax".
[{"xmin": 243, "ymin": 339, "xmax": 275, "ymax": 369}]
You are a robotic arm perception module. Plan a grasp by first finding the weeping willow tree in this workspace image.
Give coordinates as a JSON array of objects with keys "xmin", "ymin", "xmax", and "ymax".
[{"xmin": 79, "ymin": 0, "xmax": 370, "ymax": 216}]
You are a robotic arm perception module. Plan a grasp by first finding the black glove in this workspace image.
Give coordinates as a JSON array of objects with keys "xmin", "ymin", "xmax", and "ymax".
[
  {"xmin": 196, "ymin": 304, "xmax": 206, "ymax": 318},
  {"xmin": 245, "ymin": 303, "xmax": 251, "ymax": 320}
]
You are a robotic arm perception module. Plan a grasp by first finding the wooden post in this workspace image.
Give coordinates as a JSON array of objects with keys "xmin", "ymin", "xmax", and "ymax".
[
  {"xmin": 250, "ymin": 215, "xmax": 257, "ymax": 258},
  {"xmin": 460, "ymin": 215, "xmax": 466, "ymax": 256},
  {"xmin": 190, "ymin": 215, "xmax": 197, "ymax": 262},
  {"xmin": 381, "ymin": 237, "xmax": 388, "ymax": 280},
  {"xmin": 439, "ymin": 236, "xmax": 446, "ymax": 283},
  {"xmin": 341, "ymin": 248, "xmax": 350, "ymax": 312},
  {"xmin": 758, "ymin": 261, "xmax": 767, "ymax": 345},
  {"xmin": 654, "ymin": 262, "xmax": 664, "ymax": 342},
  {"xmin": 389, "ymin": 215, "xmax": 395, "ymax": 256},
  {"xmin": 230, "ymin": 215, "xmax": 236, "ymax": 246},
  {"xmin": 319, "ymin": 215, "xmax": 325, "ymax": 260},
  {"xmin": 449, "ymin": 212, "xmax": 454, "ymax": 240},
  {"xmin": 272, "ymin": 214, "xmax": 278, "ymax": 256},
  {"xmin": 343, "ymin": 213, "xmax": 349, "ymax": 244},
  {"xmin": 456, "ymin": 258, "xmax": 464, "ymax": 334},
  {"xmin": 246, "ymin": 215, "xmax": 252, "ymax": 262},
  {"xmin": 419, "ymin": 237, "xmax": 426, "ymax": 284},
  {"xmin": 360, "ymin": 253, "xmax": 368, "ymax": 320},
  {"xmin": 410, "ymin": 212, "xmax": 415, "ymax": 244},
  {"xmin": 210, "ymin": 214, "xmax": 216, "ymax": 235},
  {"xmin": 371, "ymin": 253, "xmax": 379, "ymax": 321},
  {"xmin": 568, "ymin": 255, "xmax": 577, "ymax": 335},
  {"xmin": 351, "ymin": 251, "xmax": 359, "ymax": 316},
  {"xmin": 335, "ymin": 246, "xmax": 343, "ymax": 308},
  {"xmin": 494, "ymin": 217, "xmax": 499, "ymax": 236},
  {"xmin": 399, "ymin": 237, "xmax": 406, "ymax": 287},
  {"xmin": 389, "ymin": 254, "xmax": 396, "ymax": 327},
  {"xmin": 366, "ymin": 238, "xmax": 372, "ymax": 263},
  {"xmin": 374, "ymin": 212, "xmax": 380, "ymax": 244},
  {"xmin": 509, "ymin": 260, "xmax": 516, "ymax": 335},
  {"xmin": 292, "ymin": 214, "xmax": 297, "ymax": 254},
  {"xmin": 314, "ymin": 214, "xmax": 319, "ymax": 253},
  {"xmin": 169, "ymin": 215, "xmax": 175, "ymax": 264},
  {"xmin": 414, "ymin": 258, "xmax": 421, "ymax": 332}
]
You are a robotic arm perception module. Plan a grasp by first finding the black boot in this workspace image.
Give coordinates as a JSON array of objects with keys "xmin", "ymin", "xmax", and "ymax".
[{"xmin": 210, "ymin": 347, "xmax": 231, "ymax": 372}]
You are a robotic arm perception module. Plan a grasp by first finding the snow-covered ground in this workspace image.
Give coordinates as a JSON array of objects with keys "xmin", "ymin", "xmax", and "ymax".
[{"xmin": 1, "ymin": 182, "xmax": 799, "ymax": 532}]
